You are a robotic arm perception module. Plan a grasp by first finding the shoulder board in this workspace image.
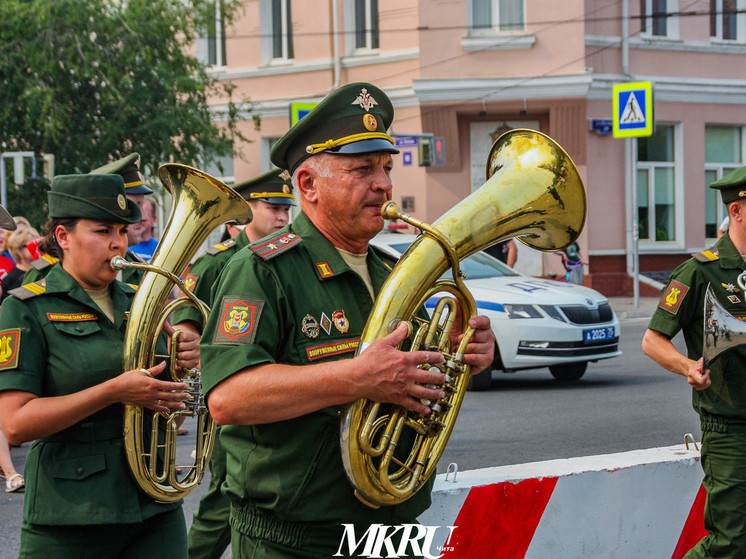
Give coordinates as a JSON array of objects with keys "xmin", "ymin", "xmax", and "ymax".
[
  {"xmin": 31, "ymin": 254, "xmax": 59, "ymax": 271},
  {"xmin": 693, "ymin": 249, "xmax": 719, "ymax": 263},
  {"xmin": 127, "ymin": 251, "xmax": 147, "ymax": 264},
  {"xmin": 9, "ymin": 279, "xmax": 47, "ymax": 300},
  {"xmin": 251, "ymin": 232, "xmax": 302, "ymax": 261},
  {"xmin": 207, "ymin": 239, "xmax": 237, "ymax": 255},
  {"xmin": 126, "ymin": 283, "xmax": 138, "ymax": 291}
]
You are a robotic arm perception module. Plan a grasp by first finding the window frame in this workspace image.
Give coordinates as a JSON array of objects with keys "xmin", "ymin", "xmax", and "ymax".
[
  {"xmin": 636, "ymin": 123, "xmax": 682, "ymax": 245},
  {"xmin": 710, "ymin": 0, "xmax": 746, "ymax": 43},
  {"xmin": 259, "ymin": 0, "xmax": 294, "ymax": 65},
  {"xmin": 639, "ymin": 0, "xmax": 679, "ymax": 39},
  {"xmin": 704, "ymin": 126, "xmax": 746, "ymax": 240},
  {"xmin": 343, "ymin": 0, "xmax": 380, "ymax": 54},
  {"xmin": 467, "ymin": 0, "xmax": 526, "ymax": 35},
  {"xmin": 198, "ymin": 1, "xmax": 227, "ymax": 67}
]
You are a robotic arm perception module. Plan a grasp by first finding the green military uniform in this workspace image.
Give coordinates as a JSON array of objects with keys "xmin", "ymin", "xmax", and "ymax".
[
  {"xmin": 183, "ymin": 168, "xmax": 295, "ymax": 559},
  {"xmin": 200, "ymin": 212, "xmax": 431, "ymax": 558},
  {"xmin": 648, "ymin": 167, "xmax": 746, "ymax": 559},
  {"xmin": 0, "ymin": 174, "xmax": 186, "ymax": 558}
]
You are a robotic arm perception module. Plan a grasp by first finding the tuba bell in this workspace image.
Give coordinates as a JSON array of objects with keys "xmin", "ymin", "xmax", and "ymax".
[
  {"xmin": 111, "ymin": 163, "xmax": 252, "ymax": 503},
  {"xmin": 340, "ymin": 129, "xmax": 587, "ymax": 507},
  {"xmin": 703, "ymin": 276, "xmax": 746, "ymax": 369}
]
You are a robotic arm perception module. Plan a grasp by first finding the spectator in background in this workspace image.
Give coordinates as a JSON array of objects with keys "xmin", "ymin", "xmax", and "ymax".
[
  {"xmin": 485, "ymin": 238, "xmax": 518, "ymax": 267},
  {"xmin": 717, "ymin": 215, "xmax": 730, "ymax": 238},
  {"xmin": 130, "ymin": 196, "xmax": 159, "ymax": 261},
  {"xmin": 0, "ymin": 225, "xmax": 15, "ymax": 280},
  {"xmin": 3, "ymin": 227, "xmax": 40, "ymax": 294}
]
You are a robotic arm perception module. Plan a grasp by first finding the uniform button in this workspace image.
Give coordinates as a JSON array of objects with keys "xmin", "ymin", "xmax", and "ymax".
[
  {"xmin": 75, "ymin": 327, "xmax": 83, "ymax": 332},
  {"xmin": 76, "ymin": 467, "xmax": 84, "ymax": 476}
]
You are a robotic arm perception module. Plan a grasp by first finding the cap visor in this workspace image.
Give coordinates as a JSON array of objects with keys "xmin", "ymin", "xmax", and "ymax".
[
  {"xmin": 126, "ymin": 184, "xmax": 154, "ymax": 195},
  {"xmin": 0, "ymin": 206, "xmax": 16, "ymax": 231},
  {"xmin": 333, "ymin": 139, "xmax": 400, "ymax": 156}
]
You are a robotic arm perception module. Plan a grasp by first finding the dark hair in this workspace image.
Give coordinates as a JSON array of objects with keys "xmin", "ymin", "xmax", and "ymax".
[{"xmin": 38, "ymin": 218, "xmax": 79, "ymax": 260}]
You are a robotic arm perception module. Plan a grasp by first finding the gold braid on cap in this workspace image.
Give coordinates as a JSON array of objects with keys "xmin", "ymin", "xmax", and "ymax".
[
  {"xmin": 305, "ymin": 132, "xmax": 394, "ymax": 155},
  {"xmin": 249, "ymin": 192, "xmax": 296, "ymax": 201}
]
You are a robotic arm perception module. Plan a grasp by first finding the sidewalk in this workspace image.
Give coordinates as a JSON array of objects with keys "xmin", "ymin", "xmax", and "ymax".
[{"xmin": 607, "ymin": 296, "xmax": 659, "ymax": 319}]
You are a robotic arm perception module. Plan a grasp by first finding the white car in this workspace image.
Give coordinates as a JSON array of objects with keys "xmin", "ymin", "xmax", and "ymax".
[{"xmin": 370, "ymin": 234, "xmax": 622, "ymax": 389}]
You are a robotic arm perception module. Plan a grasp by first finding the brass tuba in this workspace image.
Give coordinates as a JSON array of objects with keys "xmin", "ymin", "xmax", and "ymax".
[
  {"xmin": 703, "ymin": 276, "xmax": 746, "ymax": 369},
  {"xmin": 340, "ymin": 129, "xmax": 586, "ymax": 507},
  {"xmin": 111, "ymin": 163, "xmax": 252, "ymax": 503}
]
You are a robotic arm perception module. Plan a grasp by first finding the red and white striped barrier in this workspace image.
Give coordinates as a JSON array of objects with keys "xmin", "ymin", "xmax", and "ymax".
[{"xmin": 419, "ymin": 445, "xmax": 706, "ymax": 558}]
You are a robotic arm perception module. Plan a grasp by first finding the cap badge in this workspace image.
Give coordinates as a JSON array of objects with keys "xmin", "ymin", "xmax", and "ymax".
[
  {"xmin": 352, "ymin": 88, "xmax": 378, "ymax": 112},
  {"xmin": 283, "ymin": 184, "xmax": 290, "ymax": 194},
  {"xmin": 117, "ymin": 194, "xmax": 127, "ymax": 210},
  {"xmin": 363, "ymin": 113, "xmax": 378, "ymax": 132},
  {"xmin": 280, "ymin": 170, "xmax": 291, "ymax": 181}
]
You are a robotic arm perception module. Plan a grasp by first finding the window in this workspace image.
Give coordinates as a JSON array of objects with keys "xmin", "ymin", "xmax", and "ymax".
[
  {"xmin": 470, "ymin": 0, "xmax": 524, "ymax": 32},
  {"xmin": 198, "ymin": 1, "xmax": 227, "ymax": 66},
  {"xmin": 354, "ymin": 0, "xmax": 379, "ymax": 50},
  {"xmin": 640, "ymin": 0, "xmax": 677, "ymax": 38},
  {"xmin": 637, "ymin": 125, "xmax": 676, "ymax": 242},
  {"xmin": 705, "ymin": 126, "xmax": 743, "ymax": 238},
  {"xmin": 711, "ymin": 0, "xmax": 745, "ymax": 41},
  {"xmin": 272, "ymin": 0, "xmax": 294, "ymax": 60}
]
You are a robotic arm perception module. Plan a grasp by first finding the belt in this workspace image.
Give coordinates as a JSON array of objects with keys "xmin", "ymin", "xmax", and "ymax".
[{"xmin": 700, "ymin": 412, "xmax": 746, "ymax": 433}]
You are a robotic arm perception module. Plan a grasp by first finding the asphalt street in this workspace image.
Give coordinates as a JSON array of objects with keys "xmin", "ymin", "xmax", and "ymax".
[{"xmin": 0, "ymin": 297, "xmax": 698, "ymax": 558}]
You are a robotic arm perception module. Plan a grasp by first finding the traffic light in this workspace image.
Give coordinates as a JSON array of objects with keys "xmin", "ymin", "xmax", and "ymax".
[
  {"xmin": 418, "ymin": 137, "xmax": 432, "ymax": 167},
  {"xmin": 433, "ymin": 137, "xmax": 446, "ymax": 167}
]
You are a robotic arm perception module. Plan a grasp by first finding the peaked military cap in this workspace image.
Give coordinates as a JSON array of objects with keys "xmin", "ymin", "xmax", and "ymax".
[
  {"xmin": 0, "ymin": 205, "xmax": 16, "ymax": 231},
  {"xmin": 270, "ymin": 82, "xmax": 399, "ymax": 173},
  {"xmin": 89, "ymin": 153, "xmax": 154, "ymax": 195},
  {"xmin": 710, "ymin": 166, "xmax": 746, "ymax": 204},
  {"xmin": 48, "ymin": 174, "xmax": 142, "ymax": 224},
  {"xmin": 234, "ymin": 168, "xmax": 296, "ymax": 206}
]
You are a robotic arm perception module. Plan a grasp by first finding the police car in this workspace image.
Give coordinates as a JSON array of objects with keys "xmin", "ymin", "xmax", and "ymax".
[{"xmin": 371, "ymin": 234, "xmax": 622, "ymax": 390}]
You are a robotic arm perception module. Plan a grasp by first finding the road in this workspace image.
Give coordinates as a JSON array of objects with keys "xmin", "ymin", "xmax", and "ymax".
[{"xmin": 0, "ymin": 314, "xmax": 699, "ymax": 558}]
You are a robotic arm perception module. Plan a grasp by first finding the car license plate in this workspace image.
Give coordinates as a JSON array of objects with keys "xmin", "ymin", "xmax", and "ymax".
[{"xmin": 583, "ymin": 327, "xmax": 615, "ymax": 343}]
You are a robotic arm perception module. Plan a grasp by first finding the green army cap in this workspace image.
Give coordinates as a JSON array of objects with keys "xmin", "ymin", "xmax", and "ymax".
[
  {"xmin": 270, "ymin": 82, "xmax": 399, "ymax": 173},
  {"xmin": 234, "ymin": 168, "xmax": 296, "ymax": 206},
  {"xmin": 48, "ymin": 174, "xmax": 142, "ymax": 224},
  {"xmin": 709, "ymin": 166, "xmax": 746, "ymax": 204},
  {"xmin": 0, "ymin": 205, "xmax": 16, "ymax": 231},
  {"xmin": 89, "ymin": 153, "xmax": 154, "ymax": 195}
]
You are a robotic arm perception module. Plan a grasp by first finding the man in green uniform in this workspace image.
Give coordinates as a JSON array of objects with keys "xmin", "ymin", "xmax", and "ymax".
[
  {"xmin": 643, "ymin": 166, "xmax": 746, "ymax": 558},
  {"xmin": 23, "ymin": 153, "xmax": 152, "ymax": 286},
  {"xmin": 176, "ymin": 168, "xmax": 296, "ymax": 559},
  {"xmin": 199, "ymin": 83, "xmax": 495, "ymax": 558}
]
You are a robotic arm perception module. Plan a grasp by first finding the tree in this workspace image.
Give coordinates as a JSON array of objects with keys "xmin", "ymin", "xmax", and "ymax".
[{"xmin": 0, "ymin": 0, "xmax": 251, "ymax": 218}]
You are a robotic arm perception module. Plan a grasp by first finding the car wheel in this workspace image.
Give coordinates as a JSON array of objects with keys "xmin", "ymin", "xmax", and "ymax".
[{"xmin": 549, "ymin": 361, "xmax": 587, "ymax": 381}]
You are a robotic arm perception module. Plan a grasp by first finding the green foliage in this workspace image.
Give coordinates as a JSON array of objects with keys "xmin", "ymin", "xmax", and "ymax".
[
  {"xmin": 0, "ymin": 0, "xmax": 251, "ymax": 216},
  {"xmin": 8, "ymin": 178, "xmax": 50, "ymax": 233}
]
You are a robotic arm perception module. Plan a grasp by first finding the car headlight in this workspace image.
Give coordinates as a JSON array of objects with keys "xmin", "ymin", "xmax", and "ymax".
[{"xmin": 504, "ymin": 304, "xmax": 542, "ymax": 319}]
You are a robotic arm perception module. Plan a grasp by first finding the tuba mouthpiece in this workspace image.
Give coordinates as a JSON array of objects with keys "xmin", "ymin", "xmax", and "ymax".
[{"xmin": 110, "ymin": 255, "xmax": 129, "ymax": 271}]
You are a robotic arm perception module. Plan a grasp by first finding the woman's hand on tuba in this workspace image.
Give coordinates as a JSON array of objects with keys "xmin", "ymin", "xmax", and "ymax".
[{"xmin": 114, "ymin": 361, "xmax": 190, "ymax": 414}]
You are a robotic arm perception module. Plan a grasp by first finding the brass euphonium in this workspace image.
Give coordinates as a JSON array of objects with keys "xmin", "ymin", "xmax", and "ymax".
[
  {"xmin": 111, "ymin": 163, "xmax": 252, "ymax": 503},
  {"xmin": 703, "ymin": 275, "xmax": 746, "ymax": 369},
  {"xmin": 340, "ymin": 129, "xmax": 587, "ymax": 507}
]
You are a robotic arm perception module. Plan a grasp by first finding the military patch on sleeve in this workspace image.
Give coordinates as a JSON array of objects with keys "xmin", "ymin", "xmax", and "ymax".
[
  {"xmin": 659, "ymin": 280, "xmax": 690, "ymax": 315},
  {"xmin": 212, "ymin": 296, "xmax": 265, "ymax": 345},
  {"xmin": 0, "ymin": 328, "xmax": 21, "ymax": 371},
  {"xmin": 251, "ymin": 232, "xmax": 301, "ymax": 260},
  {"xmin": 183, "ymin": 274, "xmax": 199, "ymax": 293}
]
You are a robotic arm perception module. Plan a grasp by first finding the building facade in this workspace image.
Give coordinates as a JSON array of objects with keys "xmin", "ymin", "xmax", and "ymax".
[{"xmin": 204, "ymin": 0, "xmax": 746, "ymax": 296}]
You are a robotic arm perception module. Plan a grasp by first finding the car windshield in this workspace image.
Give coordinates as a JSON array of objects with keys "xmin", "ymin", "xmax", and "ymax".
[{"xmin": 387, "ymin": 243, "xmax": 519, "ymax": 279}]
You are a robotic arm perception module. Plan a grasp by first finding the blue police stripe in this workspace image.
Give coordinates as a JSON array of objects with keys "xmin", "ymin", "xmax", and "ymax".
[{"xmin": 425, "ymin": 297, "xmax": 504, "ymax": 313}]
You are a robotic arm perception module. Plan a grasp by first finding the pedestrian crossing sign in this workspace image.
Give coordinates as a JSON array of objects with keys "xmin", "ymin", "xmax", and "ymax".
[{"xmin": 612, "ymin": 82, "xmax": 654, "ymax": 138}]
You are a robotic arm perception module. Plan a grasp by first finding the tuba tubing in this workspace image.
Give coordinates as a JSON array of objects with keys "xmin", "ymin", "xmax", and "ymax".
[
  {"xmin": 340, "ymin": 129, "xmax": 587, "ymax": 507},
  {"xmin": 119, "ymin": 163, "xmax": 252, "ymax": 503},
  {"xmin": 703, "ymin": 277, "xmax": 746, "ymax": 369}
]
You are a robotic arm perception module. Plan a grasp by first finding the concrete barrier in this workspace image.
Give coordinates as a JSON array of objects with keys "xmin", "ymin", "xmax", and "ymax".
[{"xmin": 418, "ymin": 445, "xmax": 706, "ymax": 558}]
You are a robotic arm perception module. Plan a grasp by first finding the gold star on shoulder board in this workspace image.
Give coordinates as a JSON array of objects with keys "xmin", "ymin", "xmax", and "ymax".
[{"xmin": 722, "ymin": 283, "xmax": 741, "ymax": 293}]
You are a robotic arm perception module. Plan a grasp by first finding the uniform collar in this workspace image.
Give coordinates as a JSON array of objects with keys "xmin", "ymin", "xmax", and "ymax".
[
  {"xmin": 714, "ymin": 233, "xmax": 746, "ymax": 269},
  {"xmin": 290, "ymin": 211, "xmax": 391, "ymax": 284},
  {"xmin": 235, "ymin": 230, "xmax": 251, "ymax": 248},
  {"xmin": 44, "ymin": 262, "xmax": 133, "ymax": 327}
]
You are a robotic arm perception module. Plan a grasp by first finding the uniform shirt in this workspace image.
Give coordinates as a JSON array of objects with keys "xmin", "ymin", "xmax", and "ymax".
[
  {"xmin": 0, "ymin": 264, "xmax": 179, "ymax": 525},
  {"xmin": 172, "ymin": 232, "xmax": 250, "ymax": 330},
  {"xmin": 200, "ymin": 211, "xmax": 432, "ymax": 532},
  {"xmin": 648, "ymin": 233, "xmax": 746, "ymax": 422}
]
